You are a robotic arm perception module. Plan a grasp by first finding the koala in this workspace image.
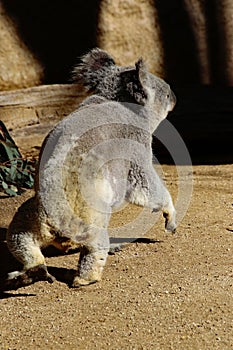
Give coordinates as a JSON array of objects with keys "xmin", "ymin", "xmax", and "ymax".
[{"xmin": 5, "ymin": 48, "xmax": 176, "ymax": 290}]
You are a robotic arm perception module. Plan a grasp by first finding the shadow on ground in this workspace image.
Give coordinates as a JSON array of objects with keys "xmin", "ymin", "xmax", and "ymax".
[{"xmin": 0, "ymin": 226, "xmax": 160, "ymax": 294}]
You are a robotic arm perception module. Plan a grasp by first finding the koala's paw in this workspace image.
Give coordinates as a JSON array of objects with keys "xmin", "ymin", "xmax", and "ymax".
[
  {"xmin": 3, "ymin": 265, "xmax": 55, "ymax": 291},
  {"xmin": 165, "ymin": 222, "xmax": 177, "ymax": 234},
  {"xmin": 71, "ymin": 277, "xmax": 98, "ymax": 288},
  {"xmin": 163, "ymin": 213, "xmax": 176, "ymax": 234}
]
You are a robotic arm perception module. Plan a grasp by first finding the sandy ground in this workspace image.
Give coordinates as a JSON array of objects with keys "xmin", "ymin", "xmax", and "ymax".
[{"xmin": 0, "ymin": 163, "xmax": 232, "ymax": 350}]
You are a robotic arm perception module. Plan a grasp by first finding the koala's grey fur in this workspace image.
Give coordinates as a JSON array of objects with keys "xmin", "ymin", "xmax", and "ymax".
[{"xmin": 6, "ymin": 48, "xmax": 176, "ymax": 289}]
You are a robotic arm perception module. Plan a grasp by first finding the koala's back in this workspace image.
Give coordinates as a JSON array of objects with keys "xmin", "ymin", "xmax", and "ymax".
[{"xmin": 36, "ymin": 98, "xmax": 151, "ymax": 239}]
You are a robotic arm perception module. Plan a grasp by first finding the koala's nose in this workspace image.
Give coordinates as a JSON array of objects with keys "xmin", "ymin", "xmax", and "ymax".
[{"xmin": 170, "ymin": 90, "xmax": 176, "ymax": 108}]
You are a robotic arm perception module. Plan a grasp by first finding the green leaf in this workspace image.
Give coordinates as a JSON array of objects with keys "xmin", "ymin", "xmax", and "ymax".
[
  {"xmin": 0, "ymin": 120, "xmax": 36, "ymax": 196},
  {"xmin": 5, "ymin": 188, "xmax": 18, "ymax": 196},
  {"xmin": 1, "ymin": 181, "xmax": 8, "ymax": 189}
]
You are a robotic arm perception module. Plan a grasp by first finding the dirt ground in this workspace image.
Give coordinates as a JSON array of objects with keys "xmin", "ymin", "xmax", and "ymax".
[{"xmin": 0, "ymin": 163, "xmax": 232, "ymax": 350}]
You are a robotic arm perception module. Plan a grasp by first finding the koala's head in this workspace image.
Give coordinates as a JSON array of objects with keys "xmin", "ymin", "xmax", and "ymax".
[{"xmin": 73, "ymin": 48, "xmax": 176, "ymax": 129}]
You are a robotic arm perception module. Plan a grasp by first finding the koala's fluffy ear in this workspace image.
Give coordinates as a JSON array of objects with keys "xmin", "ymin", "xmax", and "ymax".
[
  {"xmin": 120, "ymin": 58, "xmax": 148, "ymax": 105},
  {"xmin": 72, "ymin": 48, "xmax": 116, "ymax": 91}
]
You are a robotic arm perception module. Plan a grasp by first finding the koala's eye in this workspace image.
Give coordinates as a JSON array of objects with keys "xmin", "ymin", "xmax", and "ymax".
[{"xmin": 166, "ymin": 94, "xmax": 170, "ymax": 99}]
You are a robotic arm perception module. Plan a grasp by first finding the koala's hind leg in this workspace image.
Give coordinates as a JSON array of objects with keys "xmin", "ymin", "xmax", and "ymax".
[
  {"xmin": 72, "ymin": 229, "xmax": 110, "ymax": 288},
  {"xmin": 5, "ymin": 198, "xmax": 55, "ymax": 290},
  {"xmin": 6, "ymin": 231, "xmax": 55, "ymax": 290}
]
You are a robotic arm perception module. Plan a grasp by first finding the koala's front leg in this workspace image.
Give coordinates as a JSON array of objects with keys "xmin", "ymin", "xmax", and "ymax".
[
  {"xmin": 144, "ymin": 166, "xmax": 176, "ymax": 233},
  {"xmin": 72, "ymin": 229, "xmax": 110, "ymax": 288},
  {"xmin": 128, "ymin": 164, "xmax": 176, "ymax": 233},
  {"xmin": 161, "ymin": 190, "xmax": 176, "ymax": 233},
  {"xmin": 151, "ymin": 186, "xmax": 176, "ymax": 233}
]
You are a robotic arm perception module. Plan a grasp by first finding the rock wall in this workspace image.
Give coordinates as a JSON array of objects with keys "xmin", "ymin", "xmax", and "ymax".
[
  {"xmin": 1, "ymin": 1, "xmax": 233, "ymax": 88},
  {"xmin": 215, "ymin": 0, "xmax": 233, "ymax": 85},
  {"xmin": 97, "ymin": 0, "xmax": 164, "ymax": 77},
  {"xmin": 0, "ymin": 3, "xmax": 43, "ymax": 91}
]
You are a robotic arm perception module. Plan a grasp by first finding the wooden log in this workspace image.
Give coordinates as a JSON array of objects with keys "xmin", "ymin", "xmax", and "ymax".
[
  {"xmin": 0, "ymin": 84, "xmax": 86, "ymax": 129},
  {"xmin": 0, "ymin": 84, "xmax": 87, "ymax": 155},
  {"xmin": 0, "ymin": 84, "xmax": 232, "ymax": 163}
]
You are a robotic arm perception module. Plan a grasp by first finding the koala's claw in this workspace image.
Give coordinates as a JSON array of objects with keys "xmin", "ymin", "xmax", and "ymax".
[
  {"xmin": 165, "ymin": 226, "xmax": 176, "ymax": 234},
  {"xmin": 165, "ymin": 221, "xmax": 177, "ymax": 233},
  {"xmin": 165, "ymin": 220, "xmax": 177, "ymax": 233}
]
